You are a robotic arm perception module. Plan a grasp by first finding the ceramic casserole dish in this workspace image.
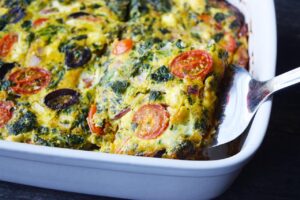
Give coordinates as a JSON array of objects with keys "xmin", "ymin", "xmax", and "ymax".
[{"xmin": 0, "ymin": 0, "xmax": 277, "ymax": 199}]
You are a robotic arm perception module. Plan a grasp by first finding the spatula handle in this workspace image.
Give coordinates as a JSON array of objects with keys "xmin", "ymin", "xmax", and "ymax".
[{"xmin": 269, "ymin": 67, "xmax": 300, "ymax": 92}]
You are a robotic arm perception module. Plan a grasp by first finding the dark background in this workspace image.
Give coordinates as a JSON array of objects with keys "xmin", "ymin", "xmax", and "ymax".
[{"xmin": 1, "ymin": 0, "xmax": 300, "ymax": 199}]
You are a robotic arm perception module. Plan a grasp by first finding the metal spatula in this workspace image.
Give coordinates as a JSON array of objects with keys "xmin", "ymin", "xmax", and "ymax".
[{"xmin": 212, "ymin": 65, "xmax": 300, "ymax": 147}]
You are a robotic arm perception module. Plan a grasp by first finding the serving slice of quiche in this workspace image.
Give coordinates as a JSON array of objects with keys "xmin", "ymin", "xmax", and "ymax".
[{"xmin": 0, "ymin": 0, "xmax": 248, "ymax": 159}]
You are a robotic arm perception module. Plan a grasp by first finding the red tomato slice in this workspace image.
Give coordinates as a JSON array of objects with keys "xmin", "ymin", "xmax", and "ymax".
[
  {"xmin": 132, "ymin": 104, "xmax": 169, "ymax": 140},
  {"xmin": 8, "ymin": 67, "xmax": 51, "ymax": 95},
  {"xmin": 0, "ymin": 33, "xmax": 18, "ymax": 57},
  {"xmin": 112, "ymin": 39, "xmax": 133, "ymax": 55},
  {"xmin": 0, "ymin": 101, "xmax": 14, "ymax": 128},
  {"xmin": 87, "ymin": 104, "xmax": 103, "ymax": 135},
  {"xmin": 33, "ymin": 18, "xmax": 48, "ymax": 27},
  {"xmin": 170, "ymin": 50, "xmax": 213, "ymax": 80}
]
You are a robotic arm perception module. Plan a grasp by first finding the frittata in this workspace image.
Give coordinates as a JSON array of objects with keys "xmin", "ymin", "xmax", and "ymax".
[{"xmin": 0, "ymin": 0, "xmax": 248, "ymax": 159}]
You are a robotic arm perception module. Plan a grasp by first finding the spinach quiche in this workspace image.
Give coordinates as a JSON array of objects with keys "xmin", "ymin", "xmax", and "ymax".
[{"xmin": 0, "ymin": 0, "xmax": 248, "ymax": 159}]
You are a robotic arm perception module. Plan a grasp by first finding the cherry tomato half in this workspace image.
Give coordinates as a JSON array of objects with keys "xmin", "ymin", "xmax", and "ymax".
[
  {"xmin": 112, "ymin": 39, "xmax": 133, "ymax": 55},
  {"xmin": 33, "ymin": 18, "xmax": 48, "ymax": 27},
  {"xmin": 0, "ymin": 33, "xmax": 18, "ymax": 58},
  {"xmin": 8, "ymin": 67, "xmax": 51, "ymax": 95},
  {"xmin": 0, "ymin": 101, "xmax": 14, "ymax": 128},
  {"xmin": 170, "ymin": 50, "xmax": 213, "ymax": 80},
  {"xmin": 132, "ymin": 104, "xmax": 170, "ymax": 140},
  {"xmin": 87, "ymin": 104, "xmax": 103, "ymax": 135}
]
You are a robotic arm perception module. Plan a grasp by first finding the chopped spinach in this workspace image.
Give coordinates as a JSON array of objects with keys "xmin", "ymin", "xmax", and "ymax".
[
  {"xmin": 58, "ymin": 0, "xmax": 73, "ymax": 5},
  {"xmin": 48, "ymin": 69, "xmax": 65, "ymax": 89},
  {"xmin": 0, "ymin": 80, "xmax": 11, "ymax": 91},
  {"xmin": 56, "ymin": 18, "xmax": 64, "ymax": 24},
  {"xmin": 194, "ymin": 109, "xmax": 209, "ymax": 133},
  {"xmin": 149, "ymin": 91, "xmax": 163, "ymax": 101},
  {"xmin": 93, "ymin": 43, "xmax": 107, "ymax": 57},
  {"xmin": 175, "ymin": 140, "xmax": 195, "ymax": 159},
  {"xmin": 111, "ymin": 81, "xmax": 130, "ymax": 94},
  {"xmin": 187, "ymin": 96, "xmax": 194, "ymax": 105},
  {"xmin": 7, "ymin": 110, "xmax": 37, "ymax": 135},
  {"xmin": 36, "ymin": 25, "xmax": 64, "ymax": 39},
  {"xmin": 58, "ymin": 41, "xmax": 76, "ymax": 53},
  {"xmin": 159, "ymin": 28, "xmax": 170, "ymax": 34},
  {"xmin": 138, "ymin": 39, "xmax": 154, "ymax": 54},
  {"xmin": 175, "ymin": 39, "xmax": 186, "ymax": 49},
  {"xmin": 34, "ymin": 130, "xmax": 86, "ymax": 148},
  {"xmin": 191, "ymin": 32, "xmax": 201, "ymax": 40},
  {"xmin": 130, "ymin": 0, "xmax": 150, "ymax": 18},
  {"xmin": 37, "ymin": 126, "xmax": 50, "ymax": 135},
  {"xmin": 71, "ymin": 34, "xmax": 88, "ymax": 41},
  {"xmin": 151, "ymin": 66, "xmax": 174, "ymax": 82},
  {"xmin": 148, "ymin": 0, "xmax": 172, "ymax": 12},
  {"xmin": 33, "ymin": 135, "xmax": 54, "ymax": 147},
  {"xmin": 230, "ymin": 19, "xmax": 241, "ymax": 30},
  {"xmin": 131, "ymin": 57, "xmax": 150, "ymax": 77},
  {"xmin": 214, "ymin": 13, "xmax": 225, "ymax": 22},
  {"xmin": 21, "ymin": 20, "xmax": 31, "ymax": 30},
  {"xmin": 194, "ymin": 119, "xmax": 208, "ymax": 132},
  {"xmin": 106, "ymin": 0, "xmax": 131, "ymax": 21},
  {"xmin": 214, "ymin": 33, "xmax": 224, "ymax": 42},
  {"xmin": 0, "ymin": 18, "xmax": 7, "ymax": 31},
  {"xmin": 26, "ymin": 32, "xmax": 35, "ymax": 45},
  {"xmin": 218, "ymin": 49, "xmax": 229, "ymax": 61},
  {"xmin": 71, "ymin": 107, "xmax": 89, "ymax": 132},
  {"xmin": 64, "ymin": 134, "xmax": 84, "ymax": 146},
  {"xmin": 90, "ymin": 3, "xmax": 101, "ymax": 9}
]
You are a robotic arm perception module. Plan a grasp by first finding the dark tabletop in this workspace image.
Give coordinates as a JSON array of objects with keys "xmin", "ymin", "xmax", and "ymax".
[{"xmin": 1, "ymin": 0, "xmax": 300, "ymax": 199}]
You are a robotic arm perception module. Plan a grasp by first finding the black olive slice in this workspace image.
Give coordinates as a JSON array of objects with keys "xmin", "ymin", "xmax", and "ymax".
[
  {"xmin": 68, "ymin": 12, "xmax": 91, "ymax": 19},
  {"xmin": 0, "ymin": 61, "xmax": 15, "ymax": 79},
  {"xmin": 44, "ymin": 89, "xmax": 80, "ymax": 110},
  {"xmin": 7, "ymin": 7, "xmax": 26, "ymax": 23},
  {"xmin": 65, "ymin": 47, "xmax": 92, "ymax": 68}
]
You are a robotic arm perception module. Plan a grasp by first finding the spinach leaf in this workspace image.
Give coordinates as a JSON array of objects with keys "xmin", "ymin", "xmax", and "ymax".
[
  {"xmin": 111, "ymin": 81, "xmax": 130, "ymax": 94},
  {"xmin": 214, "ymin": 13, "xmax": 225, "ymax": 22},
  {"xmin": 48, "ymin": 69, "xmax": 65, "ymax": 89},
  {"xmin": 151, "ymin": 66, "xmax": 174, "ymax": 82},
  {"xmin": 148, "ymin": 0, "xmax": 172, "ymax": 12},
  {"xmin": 214, "ymin": 33, "xmax": 224, "ymax": 42},
  {"xmin": 0, "ymin": 80, "xmax": 11, "ymax": 91},
  {"xmin": 36, "ymin": 25, "xmax": 64, "ymax": 39},
  {"xmin": 149, "ymin": 91, "xmax": 163, "ymax": 101},
  {"xmin": 0, "ymin": 18, "xmax": 8, "ymax": 31},
  {"xmin": 26, "ymin": 32, "xmax": 35, "ymax": 45},
  {"xmin": 21, "ymin": 20, "xmax": 31, "ymax": 30},
  {"xmin": 7, "ymin": 110, "xmax": 37, "ymax": 135},
  {"xmin": 106, "ymin": 0, "xmax": 131, "ymax": 21}
]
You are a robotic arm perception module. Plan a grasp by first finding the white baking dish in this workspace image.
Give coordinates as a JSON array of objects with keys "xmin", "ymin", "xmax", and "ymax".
[{"xmin": 0, "ymin": 0, "xmax": 277, "ymax": 199}]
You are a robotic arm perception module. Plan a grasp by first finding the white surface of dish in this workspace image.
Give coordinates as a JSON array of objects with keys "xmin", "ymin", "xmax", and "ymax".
[{"xmin": 0, "ymin": 0, "xmax": 277, "ymax": 199}]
